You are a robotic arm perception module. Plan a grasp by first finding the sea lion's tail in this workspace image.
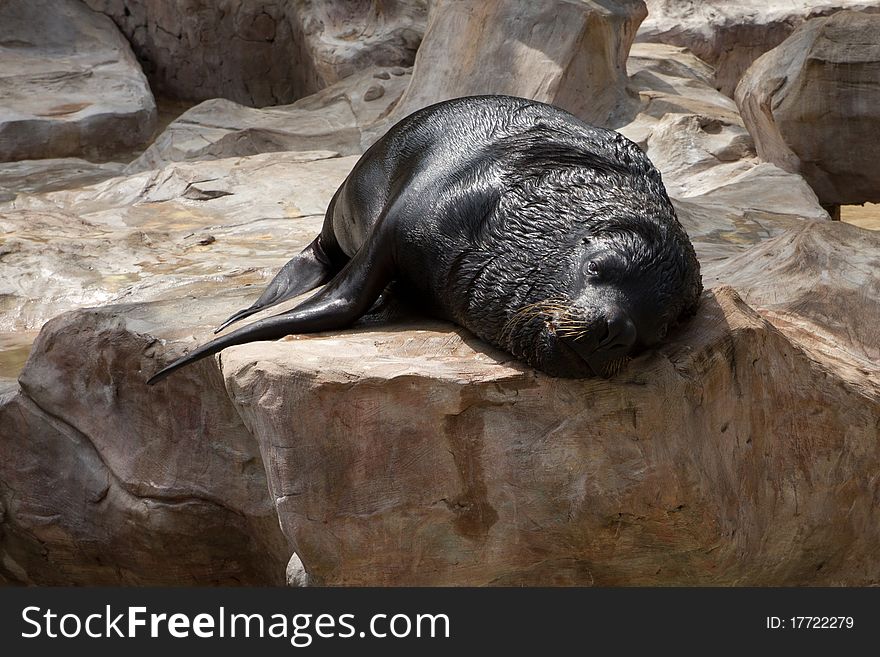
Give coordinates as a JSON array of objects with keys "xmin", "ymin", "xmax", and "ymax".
[
  {"xmin": 146, "ymin": 315, "xmax": 305, "ymax": 385},
  {"xmin": 148, "ymin": 222, "xmax": 394, "ymax": 386}
]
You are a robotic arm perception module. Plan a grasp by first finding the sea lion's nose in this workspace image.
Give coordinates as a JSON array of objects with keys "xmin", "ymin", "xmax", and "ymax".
[{"xmin": 598, "ymin": 309, "xmax": 637, "ymax": 352}]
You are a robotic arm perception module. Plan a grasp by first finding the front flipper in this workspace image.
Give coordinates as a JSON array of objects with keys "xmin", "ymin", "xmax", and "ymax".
[
  {"xmin": 147, "ymin": 236, "xmax": 393, "ymax": 385},
  {"xmin": 214, "ymin": 237, "xmax": 338, "ymax": 334}
]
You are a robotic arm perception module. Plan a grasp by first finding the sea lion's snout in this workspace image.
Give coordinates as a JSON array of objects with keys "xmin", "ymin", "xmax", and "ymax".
[
  {"xmin": 557, "ymin": 306, "xmax": 638, "ymax": 378},
  {"xmin": 596, "ymin": 308, "xmax": 638, "ymax": 352}
]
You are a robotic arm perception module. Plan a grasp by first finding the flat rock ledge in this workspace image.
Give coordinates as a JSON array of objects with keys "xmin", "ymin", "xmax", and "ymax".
[{"xmin": 3, "ymin": 273, "xmax": 878, "ymax": 585}]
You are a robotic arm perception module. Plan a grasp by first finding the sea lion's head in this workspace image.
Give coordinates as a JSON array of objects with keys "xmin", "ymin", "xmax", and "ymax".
[{"xmin": 494, "ymin": 177, "xmax": 702, "ymax": 379}]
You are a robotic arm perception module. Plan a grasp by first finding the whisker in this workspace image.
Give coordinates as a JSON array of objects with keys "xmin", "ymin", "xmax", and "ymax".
[{"xmin": 500, "ymin": 297, "xmax": 571, "ymax": 342}]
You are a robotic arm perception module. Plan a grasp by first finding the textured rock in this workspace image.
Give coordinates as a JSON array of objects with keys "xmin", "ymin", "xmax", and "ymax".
[
  {"xmin": 0, "ymin": 158, "xmax": 125, "ymax": 202},
  {"xmin": 221, "ymin": 280, "xmax": 879, "ymax": 585},
  {"xmin": 638, "ymin": 1, "xmax": 880, "ymax": 97},
  {"xmin": 735, "ymin": 11, "xmax": 880, "ymax": 207},
  {"xmin": 127, "ymin": 66, "xmax": 411, "ymax": 172},
  {"xmin": 619, "ymin": 43, "xmax": 743, "ymax": 146},
  {"xmin": 289, "ymin": 0, "xmax": 427, "ymax": 88},
  {"xmin": 0, "ymin": 151, "xmax": 354, "ymax": 332},
  {"xmin": 5, "ymin": 219, "xmax": 878, "ymax": 585},
  {"xmin": 620, "ymin": 43, "xmax": 830, "ymax": 233},
  {"xmin": 645, "ymin": 116, "xmax": 826, "ymax": 220},
  {"xmin": 0, "ymin": 0, "xmax": 157, "ymax": 161},
  {"xmin": 1, "ymin": 298, "xmax": 290, "ymax": 585},
  {"xmin": 84, "ymin": 0, "xmax": 427, "ymax": 107},
  {"xmin": 391, "ymin": 0, "xmax": 647, "ymax": 126},
  {"xmin": 704, "ymin": 221, "xmax": 880, "ymax": 374}
]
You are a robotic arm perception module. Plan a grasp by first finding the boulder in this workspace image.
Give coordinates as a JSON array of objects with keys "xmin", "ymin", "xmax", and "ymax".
[
  {"xmin": 84, "ymin": 0, "xmax": 427, "ymax": 107},
  {"xmin": 391, "ymin": 0, "xmax": 647, "ymax": 127},
  {"xmin": 619, "ymin": 43, "xmax": 744, "ymax": 147},
  {"xmin": 638, "ymin": 1, "xmax": 880, "ymax": 97},
  {"xmin": 704, "ymin": 221, "xmax": 880, "ymax": 374},
  {"xmin": 2, "ymin": 298, "xmax": 290, "ymax": 585},
  {"xmin": 2, "ymin": 140, "xmax": 876, "ymax": 584},
  {"xmin": 222, "ymin": 278, "xmax": 879, "ymax": 585},
  {"xmin": 286, "ymin": 0, "xmax": 427, "ymax": 89},
  {"xmin": 127, "ymin": 66, "xmax": 411, "ymax": 172},
  {"xmin": 735, "ymin": 10, "xmax": 880, "ymax": 207},
  {"xmin": 4, "ymin": 219, "xmax": 878, "ymax": 585},
  {"xmin": 645, "ymin": 115, "xmax": 827, "ymax": 221},
  {"xmin": 0, "ymin": 0, "xmax": 157, "ymax": 162}
]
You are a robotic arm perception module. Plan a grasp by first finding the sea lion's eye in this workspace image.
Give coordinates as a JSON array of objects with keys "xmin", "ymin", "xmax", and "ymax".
[
  {"xmin": 582, "ymin": 237, "xmax": 591, "ymax": 245},
  {"xmin": 586, "ymin": 261, "xmax": 600, "ymax": 276}
]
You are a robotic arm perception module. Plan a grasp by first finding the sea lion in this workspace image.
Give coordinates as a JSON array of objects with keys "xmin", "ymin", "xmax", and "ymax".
[{"xmin": 147, "ymin": 95, "xmax": 702, "ymax": 385}]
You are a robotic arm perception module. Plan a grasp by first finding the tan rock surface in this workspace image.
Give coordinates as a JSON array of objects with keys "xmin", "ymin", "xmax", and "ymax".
[
  {"xmin": 0, "ymin": 0, "xmax": 157, "ymax": 161},
  {"xmin": 842, "ymin": 203, "xmax": 880, "ymax": 231},
  {"xmin": 735, "ymin": 10, "xmax": 880, "ymax": 207},
  {"xmin": 704, "ymin": 221, "xmax": 880, "ymax": 375},
  {"xmin": 288, "ymin": 0, "xmax": 426, "ymax": 89},
  {"xmin": 621, "ymin": 43, "xmax": 830, "ymax": 235},
  {"xmin": 0, "ymin": 158, "xmax": 125, "ymax": 202},
  {"xmin": 221, "ymin": 282, "xmax": 879, "ymax": 585},
  {"xmin": 619, "ymin": 43, "xmax": 743, "ymax": 146},
  {"xmin": 6, "ymin": 228, "xmax": 877, "ymax": 584},
  {"xmin": 0, "ymin": 151, "xmax": 354, "ymax": 332}
]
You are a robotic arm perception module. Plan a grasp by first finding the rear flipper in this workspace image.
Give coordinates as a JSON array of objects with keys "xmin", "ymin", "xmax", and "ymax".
[
  {"xmin": 147, "ymin": 234, "xmax": 393, "ymax": 385},
  {"xmin": 214, "ymin": 237, "xmax": 338, "ymax": 334}
]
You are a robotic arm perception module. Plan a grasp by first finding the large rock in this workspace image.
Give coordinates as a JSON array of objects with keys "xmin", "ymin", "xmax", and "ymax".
[
  {"xmin": 127, "ymin": 66, "xmax": 411, "ymax": 172},
  {"xmin": 222, "ymin": 277, "xmax": 879, "ymax": 585},
  {"xmin": 391, "ymin": 0, "xmax": 647, "ymax": 126},
  {"xmin": 4, "ymin": 219, "xmax": 878, "ymax": 585},
  {"xmin": 84, "ymin": 0, "xmax": 427, "ymax": 107},
  {"xmin": 0, "ymin": 0, "xmax": 157, "ymax": 162},
  {"xmin": 2, "ymin": 296, "xmax": 290, "ymax": 585},
  {"xmin": 1, "ymin": 140, "xmax": 874, "ymax": 584},
  {"xmin": 638, "ymin": 1, "xmax": 880, "ymax": 97},
  {"xmin": 704, "ymin": 221, "xmax": 880, "ymax": 373},
  {"xmin": 735, "ymin": 11, "xmax": 880, "ymax": 208},
  {"xmin": 286, "ymin": 0, "xmax": 426, "ymax": 89},
  {"xmin": 619, "ymin": 43, "xmax": 744, "ymax": 147}
]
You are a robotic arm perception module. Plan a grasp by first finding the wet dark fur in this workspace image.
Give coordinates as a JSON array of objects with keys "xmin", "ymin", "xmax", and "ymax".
[{"xmin": 148, "ymin": 95, "xmax": 702, "ymax": 384}]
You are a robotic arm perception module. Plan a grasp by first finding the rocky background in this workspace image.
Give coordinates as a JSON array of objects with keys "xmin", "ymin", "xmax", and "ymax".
[{"xmin": 1, "ymin": 0, "xmax": 879, "ymax": 586}]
